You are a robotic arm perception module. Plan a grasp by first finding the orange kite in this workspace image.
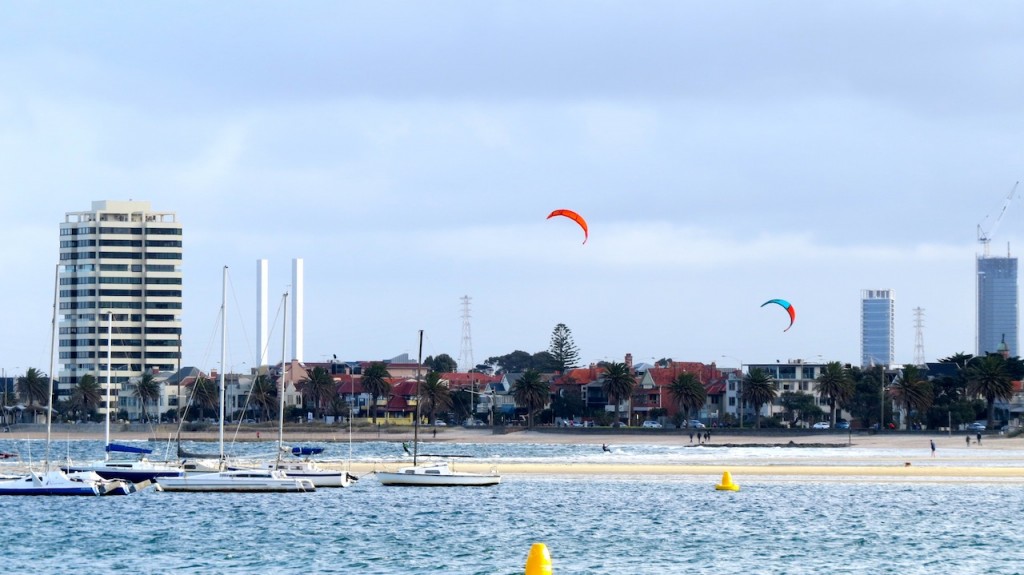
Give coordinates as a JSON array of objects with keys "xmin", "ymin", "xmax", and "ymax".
[{"xmin": 546, "ymin": 209, "xmax": 588, "ymax": 244}]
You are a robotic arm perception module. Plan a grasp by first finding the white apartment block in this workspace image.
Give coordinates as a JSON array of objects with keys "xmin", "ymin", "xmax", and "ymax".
[{"xmin": 58, "ymin": 200, "xmax": 182, "ymax": 416}]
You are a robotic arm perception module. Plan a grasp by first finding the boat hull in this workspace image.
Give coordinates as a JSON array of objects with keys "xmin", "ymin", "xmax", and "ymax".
[
  {"xmin": 377, "ymin": 463, "xmax": 500, "ymax": 487},
  {"xmin": 229, "ymin": 461, "xmax": 353, "ymax": 488},
  {"xmin": 0, "ymin": 470, "xmax": 103, "ymax": 496},
  {"xmin": 63, "ymin": 460, "xmax": 185, "ymax": 483},
  {"xmin": 155, "ymin": 470, "xmax": 316, "ymax": 493}
]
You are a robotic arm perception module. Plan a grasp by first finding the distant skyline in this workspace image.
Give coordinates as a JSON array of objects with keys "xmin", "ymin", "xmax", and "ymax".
[{"xmin": 2, "ymin": 3, "xmax": 1024, "ymax": 375}]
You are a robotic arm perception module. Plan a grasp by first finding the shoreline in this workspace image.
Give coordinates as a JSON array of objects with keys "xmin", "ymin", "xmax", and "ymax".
[{"xmin": 6, "ymin": 425, "xmax": 1023, "ymax": 481}]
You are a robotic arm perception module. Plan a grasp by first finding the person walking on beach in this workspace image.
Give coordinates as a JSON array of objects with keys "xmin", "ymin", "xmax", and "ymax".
[
  {"xmin": 688, "ymin": 431, "xmax": 694, "ymax": 444},
  {"xmin": 966, "ymin": 435, "xmax": 971, "ymax": 447},
  {"xmin": 705, "ymin": 431, "xmax": 710, "ymax": 443},
  {"xmin": 930, "ymin": 439, "xmax": 936, "ymax": 457},
  {"xmin": 977, "ymin": 432, "xmax": 982, "ymax": 446}
]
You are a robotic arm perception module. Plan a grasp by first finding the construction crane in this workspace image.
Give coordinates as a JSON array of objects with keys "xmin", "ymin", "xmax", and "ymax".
[{"xmin": 978, "ymin": 181, "xmax": 1019, "ymax": 257}]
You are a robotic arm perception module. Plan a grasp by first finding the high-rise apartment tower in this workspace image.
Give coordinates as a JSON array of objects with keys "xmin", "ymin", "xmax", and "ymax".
[
  {"xmin": 860, "ymin": 289, "xmax": 894, "ymax": 368},
  {"xmin": 58, "ymin": 200, "xmax": 182, "ymax": 413},
  {"xmin": 977, "ymin": 255, "xmax": 1018, "ymax": 356}
]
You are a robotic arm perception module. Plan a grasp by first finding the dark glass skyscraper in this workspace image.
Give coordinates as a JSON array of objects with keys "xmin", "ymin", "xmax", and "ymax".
[
  {"xmin": 977, "ymin": 256, "xmax": 1018, "ymax": 356},
  {"xmin": 861, "ymin": 289, "xmax": 894, "ymax": 368}
]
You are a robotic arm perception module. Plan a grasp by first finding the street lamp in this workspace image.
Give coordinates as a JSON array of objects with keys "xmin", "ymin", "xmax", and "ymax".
[{"xmin": 721, "ymin": 355, "xmax": 744, "ymax": 429}]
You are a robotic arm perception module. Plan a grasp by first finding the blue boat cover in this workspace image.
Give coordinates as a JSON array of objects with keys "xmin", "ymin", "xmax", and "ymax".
[
  {"xmin": 291, "ymin": 446, "xmax": 324, "ymax": 457},
  {"xmin": 106, "ymin": 443, "xmax": 153, "ymax": 455}
]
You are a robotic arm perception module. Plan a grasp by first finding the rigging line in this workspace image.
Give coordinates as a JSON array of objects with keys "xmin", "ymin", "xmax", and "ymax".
[
  {"xmin": 228, "ymin": 292, "xmax": 287, "ymax": 446},
  {"xmin": 225, "ymin": 268, "xmax": 258, "ymax": 376},
  {"xmin": 171, "ymin": 304, "xmax": 223, "ymax": 440}
]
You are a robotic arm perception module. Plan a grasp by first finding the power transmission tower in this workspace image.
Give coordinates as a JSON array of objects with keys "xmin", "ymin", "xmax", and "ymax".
[
  {"xmin": 458, "ymin": 295, "xmax": 474, "ymax": 373},
  {"xmin": 913, "ymin": 307, "xmax": 926, "ymax": 366}
]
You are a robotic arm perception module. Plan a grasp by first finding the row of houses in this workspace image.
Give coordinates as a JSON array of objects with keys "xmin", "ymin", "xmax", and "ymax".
[
  {"xmin": 88, "ymin": 352, "xmax": 1024, "ymax": 428},
  {"xmin": 107, "ymin": 352, "xmax": 840, "ymax": 426}
]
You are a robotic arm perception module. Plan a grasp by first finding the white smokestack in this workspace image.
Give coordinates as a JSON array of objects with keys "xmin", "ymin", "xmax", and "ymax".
[
  {"xmin": 256, "ymin": 259, "xmax": 269, "ymax": 366},
  {"xmin": 292, "ymin": 258, "xmax": 304, "ymax": 362}
]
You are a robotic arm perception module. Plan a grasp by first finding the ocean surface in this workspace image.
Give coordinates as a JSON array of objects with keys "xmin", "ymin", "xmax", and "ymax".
[{"xmin": 1, "ymin": 438, "xmax": 1023, "ymax": 574}]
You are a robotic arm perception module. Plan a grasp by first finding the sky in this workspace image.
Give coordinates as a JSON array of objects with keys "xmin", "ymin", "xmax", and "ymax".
[{"xmin": 2, "ymin": 1, "xmax": 1024, "ymax": 375}]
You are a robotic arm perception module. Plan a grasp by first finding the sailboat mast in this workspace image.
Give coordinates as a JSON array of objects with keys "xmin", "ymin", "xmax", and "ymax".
[
  {"xmin": 45, "ymin": 263, "xmax": 59, "ymax": 470},
  {"xmin": 413, "ymin": 329, "xmax": 423, "ymax": 466},
  {"xmin": 277, "ymin": 292, "xmax": 288, "ymax": 467},
  {"xmin": 219, "ymin": 265, "xmax": 227, "ymax": 462},
  {"xmin": 104, "ymin": 312, "xmax": 112, "ymax": 462}
]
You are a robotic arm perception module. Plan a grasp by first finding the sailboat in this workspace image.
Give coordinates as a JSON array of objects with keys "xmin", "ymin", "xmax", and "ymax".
[
  {"xmin": 155, "ymin": 266, "xmax": 315, "ymax": 493},
  {"xmin": 0, "ymin": 265, "xmax": 131, "ymax": 496},
  {"xmin": 229, "ymin": 292, "xmax": 351, "ymax": 488},
  {"xmin": 63, "ymin": 313, "xmax": 185, "ymax": 484},
  {"xmin": 376, "ymin": 330, "xmax": 500, "ymax": 487}
]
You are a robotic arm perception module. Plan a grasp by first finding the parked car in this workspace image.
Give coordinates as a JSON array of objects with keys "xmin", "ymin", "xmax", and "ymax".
[
  {"xmin": 812, "ymin": 421, "xmax": 830, "ymax": 430},
  {"xmin": 433, "ymin": 420, "xmax": 447, "ymax": 427},
  {"xmin": 688, "ymin": 420, "xmax": 706, "ymax": 429},
  {"xmin": 611, "ymin": 421, "xmax": 628, "ymax": 428},
  {"xmin": 967, "ymin": 421, "xmax": 987, "ymax": 431},
  {"xmin": 642, "ymin": 420, "xmax": 662, "ymax": 429},
  {"xmin": 836, "ymin": 421, "xmax": 850, "ymax": 430}
]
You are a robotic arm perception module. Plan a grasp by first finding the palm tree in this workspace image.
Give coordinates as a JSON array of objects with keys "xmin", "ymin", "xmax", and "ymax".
[
  {"xmin": 742, "ymin": 367, "xmax": 777, "ymax": 429},
  {"xmin": 70, "ymin": 374, "xmax": 102, "ymax": 422},
  {"xmin": 967, "ymin": 354, "xmax": 1014, "ymax": 427},
  {"xmin": 668, "ymin": 372, "xmax": 706, "ymax": 422},
  {"xmin": 361, "ymin": 362, "xmax": 392, "ymax": 425},
  {"xmin": 816, "ymin": 361, "xmax": 853, "ymax": 426},
  {"xmin": 889, "ymin": 364, "xmax": 932, "ymax": 430},
  {"xmin": 249, "ymin": 374, "xmax": 278, "ymax": 422},
  {"xmin": 601, "ymin": 362, "xmax": 636, "ymax": 425},
  {"xmin": 16, "ymin": 367, "xmax": 49, "ymax": 408},
  {"xmin": 190, "ymin": 376, "xmax": 219, "ymax": 421},
  {"xmin": 297, "ymin": 366, "xmax": 336, "ymax": 420},
  {"xmin": 419, "ymin": 371, "xmax": 453, "ymax": 426},
  {"xmin": 510, "ymin": 368, "xmax": 549, "ymax": 428},
  {"xmin": 133, "ymin": 371, "xmax": 161, "ymax": 423}
]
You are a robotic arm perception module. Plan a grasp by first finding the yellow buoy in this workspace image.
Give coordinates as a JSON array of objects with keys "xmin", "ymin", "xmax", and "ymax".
[
  {"xmin": 525, "ymin": 542, "xmax": 552, "ymax": 575},
  {"xmin": 715, "ymin": 470, "xmax": 739, "ymax": 491}
]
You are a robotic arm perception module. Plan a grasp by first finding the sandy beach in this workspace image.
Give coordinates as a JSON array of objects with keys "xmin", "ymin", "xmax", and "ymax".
[{"xmin": 8, "ymin": 423, "xmax": 1023, "ymax": 481}]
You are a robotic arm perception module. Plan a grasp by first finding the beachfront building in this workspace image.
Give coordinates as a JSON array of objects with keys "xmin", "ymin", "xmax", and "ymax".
[
  {"xmin": 861, "ymin": 289, "xmax": 895, "ymax": 368},
  {"xmin": 977, "ymin": 255, "xmax": 1018, "ymax": 357},
  {"xmin": 745, "ymin": 359, "xmax": 844, "ymax": 425},
  {"xmin": 58, "ymin": 200, "xmax": 182, "ymax": 416}
]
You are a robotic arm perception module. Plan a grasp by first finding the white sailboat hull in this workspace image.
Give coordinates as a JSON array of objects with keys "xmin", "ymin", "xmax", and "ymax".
[
  {"xmin": 231, "ymin": 461, "xmax": 353, "ymax": 488},
  {"xmin": 155, "ymin": 469, "xmax": 316, "ymax": 492},
  {"xmin": 377, "ymin": 462, "xmax": 500, "ymax": 487},
  {"xmin": 0, "ymin": 470, "xmax": 104, "ymax": 496}
]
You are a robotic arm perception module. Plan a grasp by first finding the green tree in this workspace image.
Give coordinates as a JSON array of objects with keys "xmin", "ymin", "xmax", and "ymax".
[
  {"xmin": 601, "ymin": 362, "xmax": 636, "ymax": 425},
  {"xmin": 70, "ymin": 374, "xmax": 102, "ymax": 422},
  {"xmin": 361, "ymin": 362, "xmax": 392, "ymax": 425},
  {"xmin": 297, "ymin": 366, "xmax": 336, "ymax": 419},
  {"xmin": 548, "ymin": 323, "xmax": 581, "ymax": 373},
  {"xmin": 16, "ymin": 367, "xmax": 49, "ymax": 408},
  {"xmin": 816, "ymin": 361, "xmax": 853, "ymax": 426},
  {"xmin": 185, "ymin": 376, "xmax": 219, "ymax": 420},
  {"xmin": 249, "ymin": 374, "xmax": 278, "ymax": 422},
  {"xmin": 133, "ymin": 371, "xmax": 161, "ymax": 423},
  {"xmin": 485, "ymin": 350, "xmax": 558, "ymax": 374},
  {"xmin": 510, "ymin": 369, "xmax": 549, "ymax": 429},
  {"xmin": 778, "ymin": 391, "xmax": 823, "ymax": 425},
  {"xmin": 845, "ymin": 366, "xmax": 884, "ymax": 429},
  {"xmin": 550, "ymin": 387, "xmax": 587, "ymax": 421},
  {"xmin": 742, "ymin": 367, "xmax": 777, "ymax": 429},
  {"xmin": 424, "ymin": 354, "xmax": 458, "ymax": 373},
  {"xmin": 967, "ymin": 354, "xmax": 1014, "ymax": 427},
  {"xmin": 668, "ymin": 372, "xmax": 706, "ymax": 421},
  {"xmin": 419, "ymin": 371, "xmax": 453, "ymax": 426},
  {"xmin": 890, "ymin": 364, "xmax": 932, "ymax": 429}
]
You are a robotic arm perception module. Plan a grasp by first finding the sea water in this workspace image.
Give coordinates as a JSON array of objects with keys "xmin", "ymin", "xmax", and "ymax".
[{"xmin": 1, "ymin": 438, "xmax": 1022, "ymax": 574}]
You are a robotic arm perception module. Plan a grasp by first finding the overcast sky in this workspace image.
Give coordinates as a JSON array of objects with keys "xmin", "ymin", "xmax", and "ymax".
[{"xmin": 2, "ymin": 2, "xmax": 1024, "ymax": 375}]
